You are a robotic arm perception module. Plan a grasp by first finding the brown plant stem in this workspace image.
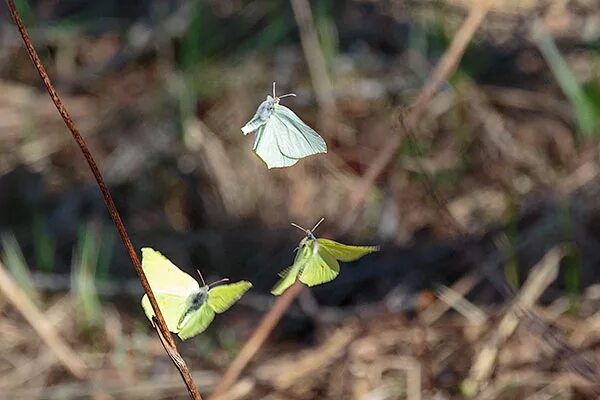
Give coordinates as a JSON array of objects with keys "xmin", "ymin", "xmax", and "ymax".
[{"xmin": 5, "ymin": 1, "xmax": 201, "ymax": 398}]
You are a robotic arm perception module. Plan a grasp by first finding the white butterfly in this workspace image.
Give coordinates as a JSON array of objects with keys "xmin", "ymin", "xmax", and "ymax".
[{"xmin": 241, "ymin": 83, "xmax": 327, "ymax": 169}]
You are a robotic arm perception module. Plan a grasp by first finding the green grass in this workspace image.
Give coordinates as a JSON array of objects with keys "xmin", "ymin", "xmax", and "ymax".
[
  {"xmin": 1, "ymin": 232, "xmax": 41, "ymax": 305},
  {"xmin": 534, "ymin": 22, "xmax": 600, "ymax": 139},
  {"xmin": 32, "ymin": 215, "xmax": 56, "ymax": 273},
  {"xmin": 71, "ymin": 222, "xmax": 106, "ymax": 333}
]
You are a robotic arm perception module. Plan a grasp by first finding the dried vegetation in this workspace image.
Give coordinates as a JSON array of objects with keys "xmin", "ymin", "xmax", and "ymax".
[{"xmin": 1, "ymin": 0, "xmax": 600, "ymax": 399}]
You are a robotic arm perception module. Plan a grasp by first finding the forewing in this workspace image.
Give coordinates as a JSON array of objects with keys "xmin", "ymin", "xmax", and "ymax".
[
  {"xmin": 207, "ymin": 281, "xmax": 252, "ymax": 313},
  {"xmin": 271, "ymin": 242, "xmax": 313, "ymax": 295},
  {"xmin": 298, "ymin": 242, "xmax": 340, "ymax": 287},
  {"xmin": 141, "ymin": 248, "xmax": 199, "ymax": 295},
  {"xmin": 316, "ymin": 239, "xmax": 379, "ymax": 262},
  {"xmin": 141, "ymin": 293, "xmax": 189, "ymax": 333},
  {"xmin": 253, "ymin": 118, "xmax": 299, "ymax": 168},
  {"xmin": 177, "ymin": 303, "xmax": 215, "ymax": 340},
  {"xmin": 273, "ymin": 105, "xmax": 327, "ymax": 159}
]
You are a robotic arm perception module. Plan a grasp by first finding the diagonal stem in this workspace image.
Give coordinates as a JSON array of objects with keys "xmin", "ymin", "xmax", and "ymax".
[{"xmin": 5, "ymin": 1, "xmax": 201, "ymax": 398}]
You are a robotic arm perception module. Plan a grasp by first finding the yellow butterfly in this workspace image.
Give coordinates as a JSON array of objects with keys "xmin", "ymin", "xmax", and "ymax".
[
  {"xmin": 140, "ymin": 248, "xmax": 252, "ymax": 340},
  {"xmin": 272, "ymin": 219, "xmax": 379, "ymax": 295}
]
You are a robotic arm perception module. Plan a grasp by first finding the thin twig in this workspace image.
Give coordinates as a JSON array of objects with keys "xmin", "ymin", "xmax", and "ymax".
[
  {"xmin": 410, "ymin": 0, "xmax": 491, "ymax": 118},
  {"xmin": 5, "ymin": 1, "xmax": 202, "ymax": 398},
  {"xmin": 209, "ymin": 281, "xmax": 305, "ymax": 399},
  {"xmin": 0, "ymin": 260, "xmax": 86, "ymax": 379}
]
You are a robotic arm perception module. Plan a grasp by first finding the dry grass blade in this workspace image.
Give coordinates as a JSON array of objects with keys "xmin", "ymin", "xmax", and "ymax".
[
  {"xmin": 433, "ymin": 283, "xmax": 488, "ymax": 325},
  {"xmin": 379, "ymin": 357, "xmax": 422, "ymax": 400},
  {"xmin": 420, "ymin": 273, "xmax": 482, "ymax": 324},
  {"xmin": 410, "ymin": 0, "xmax": 491, "ymax": 119},
  {"xmin": 462, "ymin": 247, "xmax": 563, "ymax": 396},
  {"xmin": 0, "ymin": 260, "xmax": 86, "ymax": 379}
]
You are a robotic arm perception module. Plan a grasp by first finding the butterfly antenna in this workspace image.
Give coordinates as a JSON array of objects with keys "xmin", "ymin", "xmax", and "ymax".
[
  {"xmin": 208, "ymin": 278, "xmax": 230, "ymax": 288},
  {"xmin": 272, "ymin": 81, "xmax": 276, "ymax": 98},
  {"xmin": 290, "ymin": 222, "xmax": 309, "ymax": 234},
  {"xmin": 311, "ymin": 217, "xmax": 325, "ymax": 233},
  {"xmin": 197, "ymin": 269, "xmax": 206, "ymax": 287},
  {"xmin": 278, "ymin": 93, "xmax": 297, "ymax": 100}
]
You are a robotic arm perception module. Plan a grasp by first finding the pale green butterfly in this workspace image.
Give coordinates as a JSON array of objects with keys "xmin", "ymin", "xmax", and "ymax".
[
  {"xmin": 271, "ymin": 218, "xmax": 379, "ymax": 295},
  {"xmin": 241, "ymin": 82, "xmax": 327, "ymax": 169},
  {"xmin": 140, "ymin": 247, "xmax": 252, "ymax": 340}
]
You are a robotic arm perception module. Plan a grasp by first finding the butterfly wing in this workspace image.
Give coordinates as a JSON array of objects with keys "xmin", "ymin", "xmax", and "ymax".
[
  {"xmin": 272, "ymin": 105, "xmax": 327, "ymax": 159},
  {"xmin": 139, "ymin": 248, "xmax": 200, "ymax": 332},
  {"xmin": 316, "ymin": 239, "xmax": 379, "ymax": 262},
  {"xmin": 141, "ymin": 293, "xmax": 189, "ymax": 333},
  {"xmin": 141, "ymin": 248, "xmax": 199, "ymax": 295},
  {"xmin": 271, "ymin": 241, "xmax": 313, "ymax": 295},
  {"xmin": 253, "ymin": 117, "xmax": 299, "ymax": 169},
  {"xmin": 271, "ymin": 261, "xmax": 305, "ymax": 296},
  {"xmin": 177, "ymin": 303, "xmax": 215, "ymax": 340},
  {"xmin": 242, "ymin": 96, "xmax": 275, "ymax": 135},
  {"xmin": 298, "ymin": 240, "xmax": 340, "ymax": 287},
  {"xmin": 206, "ymin": 281, "xmax": 253, "ymax": 313}
]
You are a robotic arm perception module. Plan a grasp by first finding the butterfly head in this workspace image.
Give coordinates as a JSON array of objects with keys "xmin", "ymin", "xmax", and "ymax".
[
  {"xmin": 272, "ymin": 81, "xmax": 296, "ymax": 105},
  {"xmin": 298, "ymin": 236, "xmax": 319, "ymax": 255},
  {"xmin": 291, "ymin": 217, "xmax": 325, "ymax": 251}
]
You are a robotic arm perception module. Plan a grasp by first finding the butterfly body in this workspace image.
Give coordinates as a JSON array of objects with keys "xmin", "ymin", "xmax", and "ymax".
[
  {"xmin": 241, "ymin": 96, "xmax": 275, "ymax": 135},
  {"xmin": 241, "ymin": 84, "xmax": 327, "ymax": 169},
  {"xmin": 177, "ymin": 286, "xmax": 208, "ymax": 329},
  {"xmin": 140, "ymin": 248, "xmax": 252, "ymax": 340}
]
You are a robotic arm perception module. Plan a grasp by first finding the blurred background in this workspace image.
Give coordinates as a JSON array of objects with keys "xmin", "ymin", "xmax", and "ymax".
[{"xmin": 1, "ymin": 0, "xmax": 600, "ymax": 399}]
